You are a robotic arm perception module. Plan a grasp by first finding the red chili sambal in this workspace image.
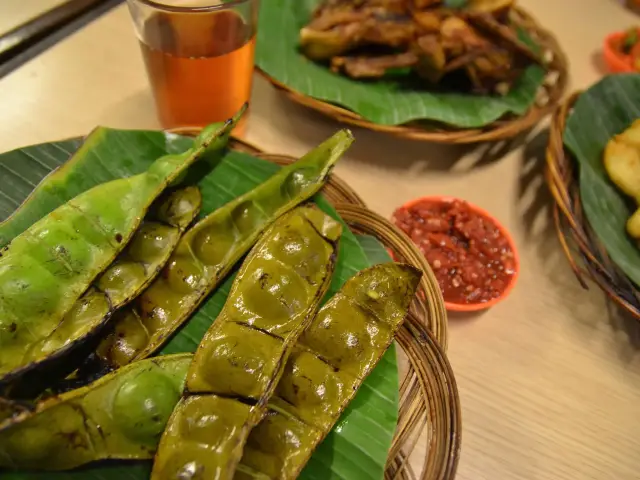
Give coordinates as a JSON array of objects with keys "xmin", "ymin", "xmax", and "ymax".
[{"xmin": 393, "ymin": 199, "xmax": 516, "ymax": 305}]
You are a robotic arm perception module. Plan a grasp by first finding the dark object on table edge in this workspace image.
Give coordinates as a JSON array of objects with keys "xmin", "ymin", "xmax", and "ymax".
[
  {"xmin": 546, "ymin": 92, "xmax": 640, "ymax": 320},
  {"xmin": 0, "ymin": 0, "xmax": 112, "ymax": 62}
]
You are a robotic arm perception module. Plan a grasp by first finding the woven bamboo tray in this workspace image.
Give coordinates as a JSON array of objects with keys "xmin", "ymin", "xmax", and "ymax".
[
  {"xmin": 546, "ymin": 92, "xmax": 640, "ymax": 319},
  {"xmin": 257, "ymin": 6, "xmax": 568, "ymax": 144},
  {"xmin": 226, "ymin": 136, "xmax": 461, "ymax": 480}
]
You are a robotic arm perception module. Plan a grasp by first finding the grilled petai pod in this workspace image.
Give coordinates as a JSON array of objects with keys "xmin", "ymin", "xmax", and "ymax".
[
  {"xmin": 151, "ymin": 206, "xmax": 342, "ymax": 480},
  {"xmin": 0, "ymin": 111, "xmax": 242, "ymax": 382},
  {"xmin": 0, "ymin": 354, "xmax": 192, "ymax": 471},
  {"xmin": 236, "ymin": 263, "xmax": 421, "ymax": 480},
  {"xmin": 97, "ymin": 130, "xmax": 354, "ymax": 368},
  {"xmin": 3, "ymin": 186, "xmax": 202, "ymax": 387},
  {"xmin": 0, "ymin": 131, "xmax": 110, "ymax": 248},
  {"xmin": 0, "ymin": 127, "xmax": 192, "ymax": 248}
]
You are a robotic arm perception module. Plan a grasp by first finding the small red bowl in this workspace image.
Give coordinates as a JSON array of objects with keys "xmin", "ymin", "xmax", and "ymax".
[
  {"xmin": 392, "ymin": 196, "xmax": 520, "ymax": 313},
  {"xmin": 603, "ymin": 31, "xmax": 636, "ymax": 73}
]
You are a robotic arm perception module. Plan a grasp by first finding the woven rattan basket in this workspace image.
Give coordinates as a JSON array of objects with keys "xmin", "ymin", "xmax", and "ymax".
[
  {"xmin": 546, "ymin": 92, "xmax": 640, "ymax": 319},
  {"xmin": 224, "ymin": 136, "xmax": 461, "ymax": 480},
  {"xmin": 258, "ymin": 6, "xmax": 568, "ymax": 144}
]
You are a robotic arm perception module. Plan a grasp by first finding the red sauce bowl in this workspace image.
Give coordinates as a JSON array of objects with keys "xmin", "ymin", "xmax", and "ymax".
[
  {"xmin": 603, "ymin": 31, "xmax": 636, "ymax": 73},
  {"xmin": 393, "ymin": 196, "xmax": 520, "ymax": 313}
]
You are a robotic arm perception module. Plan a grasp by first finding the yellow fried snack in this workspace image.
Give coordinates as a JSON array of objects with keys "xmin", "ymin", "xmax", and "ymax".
[{"xmin": 603, "ymin": 119, "xmax": 640, "ymax": 238}]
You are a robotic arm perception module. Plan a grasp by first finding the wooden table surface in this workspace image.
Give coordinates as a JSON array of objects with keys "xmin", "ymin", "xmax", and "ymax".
[{"xmin": 0, "ymin": 1, "xmax": 639, "ymax": 479}]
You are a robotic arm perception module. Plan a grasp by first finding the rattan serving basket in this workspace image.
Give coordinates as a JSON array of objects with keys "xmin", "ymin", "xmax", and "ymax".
[
  {"xmin": 225, "ymin": 136, "xmax": 461, "ymax": 480},
  {"xmin": 258, "ymin": 7, "xmax": 568, "ymax": 144},
  {"xmin": 546, "ymin": 93, "xmax": 640, "ymax": 319}
]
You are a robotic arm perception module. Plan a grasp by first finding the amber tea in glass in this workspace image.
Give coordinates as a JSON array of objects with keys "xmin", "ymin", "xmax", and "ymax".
[{"xmin": 126, "ymin": 0, "xmax": 258, "ymax": 134}]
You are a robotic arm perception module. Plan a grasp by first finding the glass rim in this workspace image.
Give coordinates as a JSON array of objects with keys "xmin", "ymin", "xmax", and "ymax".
[{"xmin": 131, "ymin": 0, "xmax": 254, "ymax": 13}]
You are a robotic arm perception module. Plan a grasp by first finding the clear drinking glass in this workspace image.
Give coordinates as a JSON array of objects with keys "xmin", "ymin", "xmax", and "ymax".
[{"xmin": 126, "ymin": 0, "xmax": 258, "ymax": 135}]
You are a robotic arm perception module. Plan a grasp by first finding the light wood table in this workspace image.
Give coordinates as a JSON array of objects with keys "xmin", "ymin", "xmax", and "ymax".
[
  {"xmin": 0, "ymin": 0, "xmax": 70, "ymax": 36},
  {"xmin": 0, "ymin": 1, "xmax": 639, "ymax": 479}
]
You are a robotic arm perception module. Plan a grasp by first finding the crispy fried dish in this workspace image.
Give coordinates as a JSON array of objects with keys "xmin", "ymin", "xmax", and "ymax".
[
  {"xmin": 604, "ymin": 120, "xmax": 640, "ymax": 239},
  {"xmin": 299, "ymin": 0, "xmax": 542, "ymax": 94}
]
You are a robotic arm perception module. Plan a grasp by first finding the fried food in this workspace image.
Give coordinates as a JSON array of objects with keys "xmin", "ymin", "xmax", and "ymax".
[
  {"xmin": 603, "ymin": 120, "xmax": 640, "ymax": 238},
  {"xmin": 299, "ymin": 0, "xmax": 541, "ymax": 94},
  {"xmin": 466, "ymin": 0, "xmax": 514, "ymax": 14},
  {"xmin": 331, "ymin": 51, "xmax": 418, "ymax": 77}
]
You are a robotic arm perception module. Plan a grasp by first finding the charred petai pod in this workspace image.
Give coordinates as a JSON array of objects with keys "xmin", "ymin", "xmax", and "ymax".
[
  {"xmin": 97, "ymin": 130, "xmax": 354, "ymax": 368},
  {"xmin": 1, "ymin": 186, "xmax": 201, "ymax": 394},
  {"xmin": 151, "ymin": 206, "xmax": 342, "ymax": 480},
  {"xmin": 236, "ymin": 262, "xmax": 422, "ymax": 480},
  {"xmin": 0, "ymin": 109, "xmax": 242, "ymax": 383},
  {"xmin": 0, "ymin": 354, "xmax": 192, "ymax": 471}
]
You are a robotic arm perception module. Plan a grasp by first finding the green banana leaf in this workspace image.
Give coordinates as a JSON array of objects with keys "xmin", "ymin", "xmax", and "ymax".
[
  {"xmin": 256, "ymin": 0, "xmax": 546, "ymax": 128},
  {"xmin": 0, "ymin": 129, "xmax": 194, "ymax": 246},
  {"xmin": 0, "ymin": 129, "xmax": 399, "ymax": 480},
  {"xmin": 563, "ymin": 73, "xmax": 640, "ymax": 286}
]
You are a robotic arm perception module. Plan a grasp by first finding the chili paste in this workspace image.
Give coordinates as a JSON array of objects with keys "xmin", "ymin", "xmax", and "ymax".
[
  {"xmin": 393, "ymin": 199, "xmax": 516, "ymax": 305},
  {"xmin": 610, "ymin": 28, "xmax": 640, "ymax": 71}
]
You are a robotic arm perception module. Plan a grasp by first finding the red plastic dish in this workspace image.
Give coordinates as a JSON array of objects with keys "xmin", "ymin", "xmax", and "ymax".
[
  {"xmin": 392, "ymin": 196, "xmax": 520, "ymax": 312},
  {"xmin": 603, "ymin": 31, "xmax": 637, "ymax": 73}
]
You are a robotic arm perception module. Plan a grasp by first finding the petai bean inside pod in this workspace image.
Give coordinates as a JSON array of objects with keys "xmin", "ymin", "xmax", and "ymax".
[
  {"xmin": 0, "ymin": 109, "xmax": 242, "ymax": 383},
  {"xmin": 237, "ymin": 262, "xmax": 422, "ymax": 480},
  {"xmin": 151, "ymin": 205, "xmax": 342, "ymax": 480},
  {"xmin": 4, "ymin": 186, "xmax": 202, "ymax": 388},
  {"xmin": 0, "ymin": 354, "xmax": 192, "ymax": 471},
  {"xmin": 97, "ymin": 129, "xmax": 354, "ymax": 368}
]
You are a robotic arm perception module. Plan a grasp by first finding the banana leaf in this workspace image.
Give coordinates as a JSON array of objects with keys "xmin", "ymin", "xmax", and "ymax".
[
  {"xmin": 563, "ymin": 73, "xmax": 640, "ymax": 286},
  {"xmin": 256, "ymin": 0, "xmax": 546, "ymax": 128},
  {"xmin": 0, "ymin": 129, "xmax": 400, "ymax": 480},
  {"xmin": 0, "ymin": 129, "xmax": 193, "ymax": 247}
]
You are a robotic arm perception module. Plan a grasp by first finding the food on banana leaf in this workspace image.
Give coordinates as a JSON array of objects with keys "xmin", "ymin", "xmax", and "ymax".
[
  {"xmin": 0, "ymin": 262, "xmax": 415, "ymax": 476},
  {"xmin": 0, "ymin": 354, "xmax": 191, "ymax": 471},
  {"xmin": 238, "ymin": 262, "xmax": 421, "ymax": 480},
  {"xmin": 603, "ymin": 119, "xmax": 640, "ymax": 239},
  {"xmin": 0, "ymin": 109, "xmax": 240, "ymax": 385},
  {"xmin": 93, "ymin": 186, "xmax": 202, "ymax": 303},
  {"xmin": 151, "ymin": 206, "xmax": 342, "ymax": 480},
  {"xmin": 96, "ymin": 129, "xmax": 354, "ymax": 368},
  {"xmin": 300, "ymin": 0, "xmax": 541, "ymax": 94},
  {"xmin": 0, "ymin": 186, "xmax": 201, "ymax": 390}
]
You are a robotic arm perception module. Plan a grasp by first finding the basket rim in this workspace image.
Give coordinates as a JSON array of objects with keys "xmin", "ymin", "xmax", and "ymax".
[
  {"xmin": 256, "ymin": 5, "xmax": 569, "ymax": 144},
  {"xmin": 545, "ymin": 90, "xmax": 640, "ymax": 319}
]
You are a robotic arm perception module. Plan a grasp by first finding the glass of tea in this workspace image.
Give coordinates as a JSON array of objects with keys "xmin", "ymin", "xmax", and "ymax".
[{"xmin": 126, "ymin": 0, "xmax": 258, "ymax": 134}]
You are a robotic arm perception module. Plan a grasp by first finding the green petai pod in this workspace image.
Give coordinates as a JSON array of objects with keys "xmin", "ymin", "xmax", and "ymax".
[
  {"xmin": 97, "ymin": 129, "xmax": 354, "ymax": 368},
  {"xmin": 3, "ymin": 186, "xmax": 202, "ymax": 388},
  {"xmin": 0, "ymin": 130, "xmax": 113, "ymax": 248},
  {"xmin": 150, "ymin": 205, "xmax": 342, "ymax": 480},
  {"xmin": 0, "ymin": 354, "xmax": 192, "ymax": 471},
  {"xmin": 236, "ymin": 262, "xmax": 422, "ymax": 480},
  {"xmin": 0, "ymin": 110, "xmax": 242, "ymax": 383},
  {"xmin": 93, "ymin": 185, "xmax": 202, "ymax": 307}
]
